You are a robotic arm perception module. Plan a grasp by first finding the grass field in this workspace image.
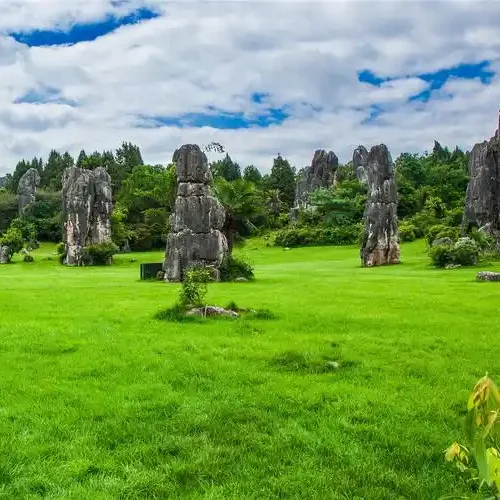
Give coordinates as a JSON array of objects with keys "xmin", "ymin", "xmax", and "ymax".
[{"xmin": 1, "ymin": 240, "xmax": 499, "ymax": 499}]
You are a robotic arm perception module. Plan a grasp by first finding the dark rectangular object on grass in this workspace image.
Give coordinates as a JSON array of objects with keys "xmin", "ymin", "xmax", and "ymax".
[{"xmin": 140, "ymin": 262, "xmax": 163, "ymax": 280}]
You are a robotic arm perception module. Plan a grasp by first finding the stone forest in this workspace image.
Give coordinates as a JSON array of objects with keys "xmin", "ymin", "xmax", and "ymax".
[{"xmin": 1, "ymin": 115, "xmax": 500, "ymax": 498}]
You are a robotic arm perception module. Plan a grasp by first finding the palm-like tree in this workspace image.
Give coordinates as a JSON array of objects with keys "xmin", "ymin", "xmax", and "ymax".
[
  {"xmin": 213, "ymin": 178, "xmax": 261, "ymax": 253},
  {"xmin": 265, "ymin": 188, "xmax": 282, "ymax": 221}
]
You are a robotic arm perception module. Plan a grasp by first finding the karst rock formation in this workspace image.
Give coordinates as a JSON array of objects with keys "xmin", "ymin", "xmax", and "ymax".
[
  {"xmin": 291, "ymin": 149, "xmax": 339, "ymax": 219},
  {"xmin": 0, "ymin": 246, "xmax": 9, "ymax": 264},
  {"xmin": 17, "ymin": 168, "xmax": 40, "ymax": 215},
  {"xmin": 463, "ymin": 114, "xmax": 500, "ymax": 243},
  {"xmin": 354, "ymin": 144, "xmax": 400, "ymax": 267},
  {"xmin": 62, "ymin": 166, "xmax": 113, "ymax": 265},
  {"xmin": 164, "ymin": 144, "xmax": 228, "ymax": 282}
]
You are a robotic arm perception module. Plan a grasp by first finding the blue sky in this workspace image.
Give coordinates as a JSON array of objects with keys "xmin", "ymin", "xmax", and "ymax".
[{"xmin": 0, "ymin": 1, "xmax": 499, "ymax": 173}]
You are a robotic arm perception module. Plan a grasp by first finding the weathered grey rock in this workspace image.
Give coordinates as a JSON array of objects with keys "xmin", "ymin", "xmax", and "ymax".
[
  {"xmin": 292, "ymin": 150, "xmax": 338, "ymax": 213},
  {"xmin": 164, "ymin": 144, "xmax": 228, "ymax": 281},
  {"xmin": 445, "ymin": 264, "xmax": 462, "ymax": 270},
  {"xmin": 477, "ymin": 271, "xmax": 500, "ymax": 282},
  {"xmin": 432, "ymin": 237, "xmax": 453, "ymax": 247},
  {"xmin": 0, "ymin": 246, "xmax": 10, "ymax": 264},
  {"xmin": 62, "ymin": 166, "xmax": 113, "ymax": 266},
  {"xmin": 17, "ymin": 168, "xmax": 40, "ymax": 214},
  {"xmin": 186, "ymin": 306, "xmax": 239, "ymax": 318},
  {"xmin": 88, "ymin": 167, "xmax": 113, "ymax": 246},
  {"xmin": 171, "ymin": 195, "xmax": 225, "ymax": 233},
  {"xmin": 463, "ymin": 124, "xmax": 500, "ymax": 243},
  {"xmin": 355, "ymin": 144, "xmax": 400, "ymax": 267},
  {"xmin": 353, "ymin": 145, "xmax": 369, "ymax": 184},
  {"xmin": 235, "ymin": 277, "xmax": 248, "ymax": 282}
]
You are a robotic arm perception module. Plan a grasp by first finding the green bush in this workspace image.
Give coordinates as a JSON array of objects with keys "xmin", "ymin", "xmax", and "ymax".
[
  {"xmin": 0, "ymin": 227, "xmax": 23, "ymax": 260},
  {"xmin": 179, "ymin": 267, "xmax": 213, "ymax": 308},
  {"xmin": 429, "ymin": 237, "xmax": 479, "ymax": 268},
  {"xmin": 220, "ymin": 256, "xmax": 254, "ymax": 282},
  {"xmin": 274, "ymin": 225, "xmax": 361, "ymax": 248},
  {"xmin": 0, "ymin": 191, "xmax": 18, "ymax": 233},
  {"xmin": 56, "ymin": 242, "xmax": 66, "ymax": 255},
  {"xmin": 429, "ymin": 244, "xmax": 453, "ymax": 268},
  {"xmin": 425, "ymin": 224, "xmax": 460, "ymax": 246},
  {"xmin": 398, "ymin": 221, "xmax": 418, "ymax": 242},
  {"xmin": 82, "ymin": 242, "xmax": 119, "ymax": 266},
  {"xmin": 452, "ymin": 237, "xmax": 479, "ymax": 266},
  {"xmin": 23, "ymin": 254, "xmax": 34, "ymax": 263},
  {"xmin": 468, "ymin": 228, "xmax": 497, "ymax": 252}
]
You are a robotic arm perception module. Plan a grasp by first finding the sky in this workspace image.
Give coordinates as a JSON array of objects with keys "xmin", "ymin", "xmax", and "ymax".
[{"xmin": 0, "ymin": 0, "xmax": 500, "ymax": 175}]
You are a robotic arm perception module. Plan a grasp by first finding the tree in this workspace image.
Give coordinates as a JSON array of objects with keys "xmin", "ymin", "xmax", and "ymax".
[
  {"xmin": 210, "ymin": 154, "xmax": 241, "ymax": 181},
  {"xmin": 243, "ymin": 165, "xmax": 262, "ymax": 185},
  {"xmin": 42, "ymin": 150, "xmax": 70, "ymax": 189},
  {"xmin": 265, "ymin": 189, "xmax": 282, "ymax": 220},
  {"xmin": 264, "ymin": 155, "xmax": 296, "ymax": 210},
  {"xmin": 76, "ymin": 150, "xmax": 88, "ymax": 169},
  {"xmin": 81, "ymin": 151, "xmax": 103, "ymax": 170},
  {"xmin": 9, "ymin": 160, "xmax": 31, "ymax": 193},
  {"xmin": 111, "ymin": 142, "xmax": 144, "ymax": 191},
  {"xmin": 0, "ymin": 226, "xmax": 23, "ymax": 261},
  {"xmin": 118, "ymin": 164, "xmax": 177, "ymax": 250},
  {"xmin": 214, "ymin": 178, "xmax": 262, "ymax": 253},
  {"xmin": 10, "ymin": 218, "xmax": 37, "ymax": 248}
]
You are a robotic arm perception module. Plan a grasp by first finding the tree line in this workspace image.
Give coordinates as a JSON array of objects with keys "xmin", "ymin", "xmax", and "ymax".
[{"xmin": 0, "ymin": 140, "xmax": 470, "ymax": 252}]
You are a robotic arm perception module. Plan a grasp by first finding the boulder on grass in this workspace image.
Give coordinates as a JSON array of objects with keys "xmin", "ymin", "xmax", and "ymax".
[
  {"xmin": 186, "ymin": 306, "xmax": 239, "ymax": 318},
  {"xmin": 477, "ymin": 271, "xmax": 500, "ymax": 282}
]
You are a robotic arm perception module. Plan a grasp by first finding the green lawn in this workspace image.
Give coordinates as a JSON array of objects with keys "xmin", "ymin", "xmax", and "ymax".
[{"xmin": 1, "ymin": 241, "xmax": 499, "ymax": 499}]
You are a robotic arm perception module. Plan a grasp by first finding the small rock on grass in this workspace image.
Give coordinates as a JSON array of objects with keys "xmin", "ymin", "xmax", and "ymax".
[
  {"xmin": 477, "ymin": 271, "xmax": 500, "ymax": 282},
  {"xmin": 187, "ymin": 306, "xmax": 239, "ymax": 318}
]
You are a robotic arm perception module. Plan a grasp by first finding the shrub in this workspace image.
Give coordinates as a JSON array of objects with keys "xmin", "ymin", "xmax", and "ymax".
[
  {"xmin": 251, "ymin": 308, "xmax": 277, "ymax": 320},
  {"xmin": 429, "ymin": 237, "xmax": 479, "ymax": 268},
  {"xmin": 429, "ymin": 243, "xmax": 453, "ymax": 268},
  {"xmin": 469, "ymin": 228, "xmax": 497, "ymax": 252},
  {"xmin": 57, "ymin": 242, "xmax": 66, "ymax": 264},
  {"xmin": 154, "ymin": 304, "xmax": 196, "ymax": 323},
  {"xmin": 274, "ymin": 225, "xmax": 361, "ymax": 248},
  {"xmin": 425, "ymin": 224, "xmax": 460, "ymax": 247},
  {"xmin": 452, "ymin": 237, "xmax": 479, "ymax": 266},
  {"xmin": 398, "ymin": 221, "xmax": 418, "ymax": 242},
  {"xmin": 82, "ymin": 241, "xmax": 119, "ymax": 266},
  {"xmin": 220, "ymin": 256, "xmax": 254, "ymax": 282},
  {"xmin": 0, "ymin": 227, "xmax": 23, "ymax": 260},
  {"xmin": 179, "ymin": 267, "xmax": 213, "ymax": 308},
  {"xmin": 56, "ymin": 242, "xmax": 66, "ymax": 255},
  {"xmin": 23, "ymin": 254, "xmax": 34, "ymax": 263}
]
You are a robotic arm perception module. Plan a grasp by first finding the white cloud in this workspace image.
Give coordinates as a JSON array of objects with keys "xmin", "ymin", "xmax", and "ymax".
[{"xmin": 0, "ymin": 0, "xmax": 499, "ymax": 174}]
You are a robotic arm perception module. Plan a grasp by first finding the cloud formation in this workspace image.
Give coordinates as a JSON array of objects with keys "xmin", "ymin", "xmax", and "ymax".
[{"xmin": 0, "ymin": 0, "xmax": 500, "ymax": 174}]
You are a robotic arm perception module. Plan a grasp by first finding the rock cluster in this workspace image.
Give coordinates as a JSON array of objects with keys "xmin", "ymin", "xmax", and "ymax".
[
  {"xmin": 477, "ymin": 271, "xmax": 500, "ymax": 282},
  {"xmin": 164, "ymin": 144, "xmax": 228, "ymax": 281},
  {"xmin": 463, "ymin": 123, "xmax": 500, "ymax": 242},
  {"xmin": 292, "ymin": 150, "xmax": 338, "ymax": 217},
  {"xmin": 17, "ymin": 168, "xmax": 40, "ymax": 215},
  {"xmin": 0, "ymin": 246, "xmax": 9, "ymax": 264},
  {"xmin": 187, "ymin": 306, "xmax": 239, "ymax": 318},
  {"xmin": 62, "ymin": 166, "xmax": 113, "ymax": 265},
  {"xmin": 354, "ymin": 144, "xmax": 400, "ymax": 267}
]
